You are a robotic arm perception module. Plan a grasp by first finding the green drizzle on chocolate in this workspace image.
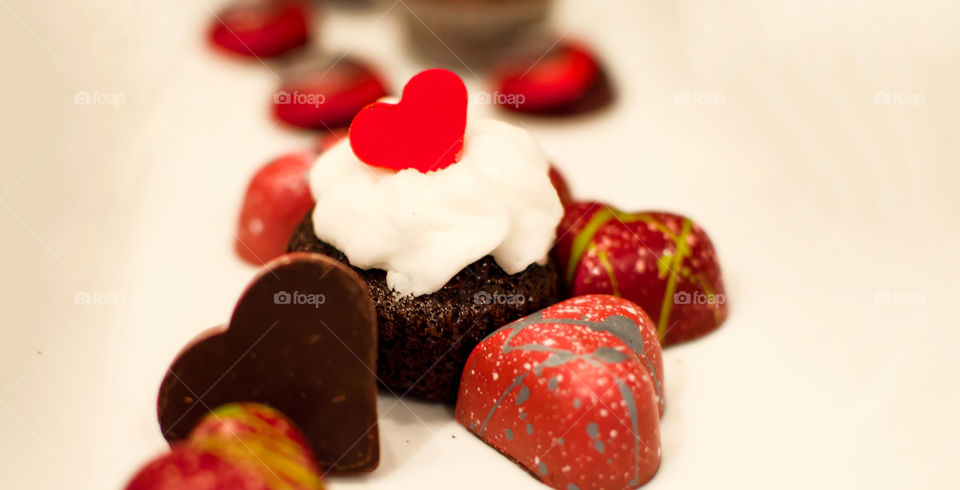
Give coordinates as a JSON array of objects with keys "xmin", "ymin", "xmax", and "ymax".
[{"xmin": 656, "ymin": 218, "xmax": 692, "ymax": 339}]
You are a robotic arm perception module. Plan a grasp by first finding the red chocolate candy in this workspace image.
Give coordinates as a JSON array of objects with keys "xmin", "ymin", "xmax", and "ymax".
[
  {"xmin": 210, "ymin": 0, "xmax": 312, "ymax": 58},
  {"xmin": 554, "ymin": 202, "xmax": 728, "ymax": 346},
  {"xmin": 349, "ymin": 69, "xmax": 468, "ymax": 173},
  {"xmin": 236, "ymin": 151, "xmax": 316, "ymax": 265},
  {"xmin": 274, "ymin": 58, "xmax": 388, "ymax": 130},
  {"xmin": 493, "ymin": 41, "xmax": 614, "ymax": 116},
  {"xmin": 158, "ymin": 253, "xmax": 379, "ymax": 473},
  {"xmin": 128, "ymin": 403, "xmax": 324, "ymax": 490},
  {"xmin": 456, "ymin": 295, "xmax": 664, "ymax": 490},
  {"xmin": 126, "ymin": 445, "xmax": 270, "ymax": 490},
  {"xmin": 188, "ymin": 403, "xmax": 324, "ymax": 489}
]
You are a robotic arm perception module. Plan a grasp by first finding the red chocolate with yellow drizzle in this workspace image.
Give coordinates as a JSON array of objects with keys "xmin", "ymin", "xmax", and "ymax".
[
  {"xmin": 127, "ymin": 403, "xmax": 324, "ymax": 489},
  {"xmin": 553, "ymin": 202, "xmax": 727, "ymax": 346}
]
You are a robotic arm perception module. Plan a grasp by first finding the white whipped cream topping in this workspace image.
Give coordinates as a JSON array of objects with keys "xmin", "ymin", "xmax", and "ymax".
[{"xmin": 307, "ymin": 117, "xmax": 563, "ymax": 297}]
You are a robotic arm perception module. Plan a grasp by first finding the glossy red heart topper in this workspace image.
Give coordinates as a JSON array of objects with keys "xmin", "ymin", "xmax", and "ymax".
[{"xmin": 349, "ymin": 69, "xmax": 468, "ymax": 173}]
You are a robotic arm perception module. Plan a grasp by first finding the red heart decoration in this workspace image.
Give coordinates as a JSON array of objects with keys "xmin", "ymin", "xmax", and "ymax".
[{"xmin": 349, "ymin": 69, "xmax": 468, "ymax": 173}]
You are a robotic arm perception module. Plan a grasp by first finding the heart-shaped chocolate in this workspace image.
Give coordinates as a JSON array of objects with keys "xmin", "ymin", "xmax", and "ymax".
[
  {"xmin": 158, "ymin": 253, "xmax": 380, "ymax": 473},
  {"xmin": 349, "ymin": 68, "xmax": 468, "ymax": 173}
]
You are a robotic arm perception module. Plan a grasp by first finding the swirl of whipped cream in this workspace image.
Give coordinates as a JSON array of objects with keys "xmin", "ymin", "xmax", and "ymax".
[{"xmin": 307, "ymin": 117, "xmax": 563, "ymax": 297}]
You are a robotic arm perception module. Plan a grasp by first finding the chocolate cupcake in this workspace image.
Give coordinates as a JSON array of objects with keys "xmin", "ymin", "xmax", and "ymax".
[
  {"xmin": 401, "ymin": 0, "xmax": 553, "ymax": 67},
  {"xmin": 288, "ymin": 215, "xmax": 558, "ymax": 402},
  {"xmin": 287, "ymin": 69, "xmax": 565, "ymax": 403}
]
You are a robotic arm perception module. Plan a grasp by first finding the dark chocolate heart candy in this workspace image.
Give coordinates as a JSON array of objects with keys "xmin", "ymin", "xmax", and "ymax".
[{"xmin": 158, "ymin": 253, "xmax": 380, "ymax": 473}]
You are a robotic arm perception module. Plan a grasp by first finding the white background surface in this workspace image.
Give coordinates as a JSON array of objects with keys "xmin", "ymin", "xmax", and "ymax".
[{"xmin": 2, "ymin": 0, "xmax": 959, "ymax": 488}]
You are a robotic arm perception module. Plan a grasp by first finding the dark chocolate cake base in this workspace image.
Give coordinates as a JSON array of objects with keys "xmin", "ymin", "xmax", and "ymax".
[{"xmin": 288, "ymin": 212, "xmax": 559, "ymax": 403}]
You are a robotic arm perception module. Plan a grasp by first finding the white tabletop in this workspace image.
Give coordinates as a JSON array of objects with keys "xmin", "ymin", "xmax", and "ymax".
[{"xmin": 1, "ymin": 0, "xmax": 958, "ymax": 488}]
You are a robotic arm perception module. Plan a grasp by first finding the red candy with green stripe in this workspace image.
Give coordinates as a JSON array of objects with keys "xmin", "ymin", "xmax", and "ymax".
[
  {"xmin": 126, "ymin": 403, "xmax": 324, "ymax": 490},
  {"xmin": 553, "ymin": 202, "xmax": 727, "ymax": 346},
  {"xmin": 125, "ymin": 445, "xmax": 271, "ymax": 490},
  {"xmin": 189, "ymin": 404, "xmax": 323, "ymax": 489}
]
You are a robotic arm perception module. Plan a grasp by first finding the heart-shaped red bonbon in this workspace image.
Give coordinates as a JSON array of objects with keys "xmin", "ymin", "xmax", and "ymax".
[
  {"xmin": 274, "ymin": 58, "xmax": 388, "ymax": 130},
  {"xmin": 210, "ymin": 0, "xmax": 312, "ymax": 58},
  {"xmin": 493, "ymin": 41, "xmax": 613, "ymax": 116},
  {"xmin": 349, "ymin": 69, "xmax": 468, "ymax": 173},
  {"xmin": 457, "ymin": 295, "xmax": 664, "ymax": 490}
]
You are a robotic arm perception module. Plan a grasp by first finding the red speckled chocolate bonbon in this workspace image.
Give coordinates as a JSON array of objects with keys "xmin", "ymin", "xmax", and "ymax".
[{"xmin": 456, "ymin": 295, "xmax": 664, "ymax": 490}]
